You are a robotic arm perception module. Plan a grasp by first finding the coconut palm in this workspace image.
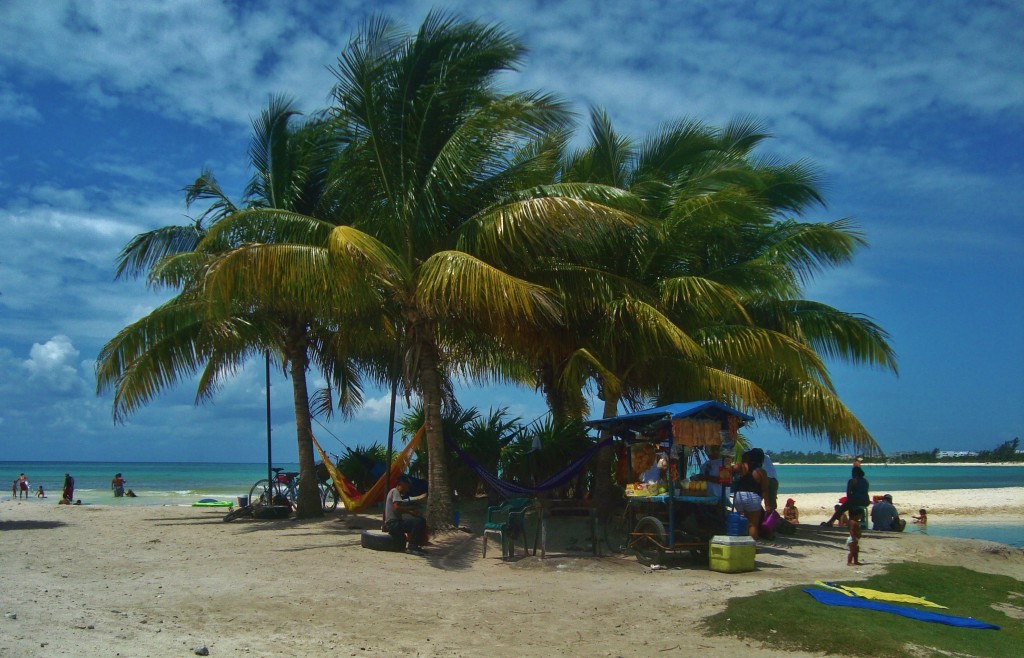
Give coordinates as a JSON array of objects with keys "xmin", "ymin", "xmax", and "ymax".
[
  {"xmin": 298, "ymin": 13, "xmax": 638, "ymax": 529},
  {"xmin": 96, "ymin": 97, "xmax": 379, "ymax": 517},
  {"xmin": 524, "ymin": 110, "xmax": 897, "ymax": 510}
]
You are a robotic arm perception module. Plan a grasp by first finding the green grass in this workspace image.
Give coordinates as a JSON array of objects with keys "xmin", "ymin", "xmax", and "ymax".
[{"xmin": 704, "ymin": 563, "xmax": 1022, "ymax": 657}]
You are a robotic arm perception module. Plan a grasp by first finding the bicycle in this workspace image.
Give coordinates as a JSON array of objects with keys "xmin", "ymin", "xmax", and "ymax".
[{"xmin": 248, "ymin": 468, "xmax": 338, "ymax": 513}]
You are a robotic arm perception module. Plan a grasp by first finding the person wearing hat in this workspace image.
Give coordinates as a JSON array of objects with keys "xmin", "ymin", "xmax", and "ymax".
[
  {"xmin": 384, "ymin": 474, "xmax": 428, "ymax": 555},
  {"xmin": 782, "ymin": 497, "xmax": 799, "ymax": 523},
  {"xmin": 870, "ymin": 493, "xmax": 905, "ymax": 532}
]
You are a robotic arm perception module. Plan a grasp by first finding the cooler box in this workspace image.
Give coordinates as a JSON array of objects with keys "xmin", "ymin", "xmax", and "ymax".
[{"xmin": 709, "ymin": 535, "xmax": 756, "ymax": 573}]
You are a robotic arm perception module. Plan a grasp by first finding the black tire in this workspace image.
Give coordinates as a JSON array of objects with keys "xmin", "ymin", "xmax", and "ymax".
[
  {"xmin": 361, "ymin": 530, "xmax": 401, "ymax": 552},
  {"xmin": 633, "ymin": 516, "xmax": 667, "ymax": 566},
  {"xmin": 320, "ymin": 482, "xmax": 339, "ymax": 512}
]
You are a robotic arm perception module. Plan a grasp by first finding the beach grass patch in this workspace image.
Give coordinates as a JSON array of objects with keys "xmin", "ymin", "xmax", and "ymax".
[{"xmin": 704, "ymin": 563, "xmax": 1022, "ymax": 657}]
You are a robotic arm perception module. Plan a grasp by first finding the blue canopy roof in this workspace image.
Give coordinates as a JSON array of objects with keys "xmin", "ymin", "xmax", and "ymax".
[{"xmin": 585, "ymin": 401, "xmax": 753, "ymax": 432}]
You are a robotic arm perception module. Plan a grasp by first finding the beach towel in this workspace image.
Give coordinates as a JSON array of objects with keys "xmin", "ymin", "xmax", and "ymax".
[
  {"xmin": 814, "ymin": 581, "xmax": 947, "ymax": 609},
  {"xmin": 802, "ymin": 588, "xmax": 999, "ymax": 630},
  {"xmin": 312, "ymin": 426, "xmax": 424, "ymax": 514}
]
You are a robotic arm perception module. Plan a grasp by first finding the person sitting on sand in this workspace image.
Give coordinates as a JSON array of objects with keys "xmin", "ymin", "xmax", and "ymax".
[
  {"xmin": 913, "ymin": 508, "xmax": 928, "ymax": 524},
  {"xmin": 384, "ymin": 475, "xmax": 428, "ymax": 556},
  {"xmin": 831, "ymin": 504, "xmax": 849, "ymax": 527},
  {"xmin": 36, "ymin": 485, "xmax": 46, "ymax": 498},
  {"xmin": 782, "ymin": 497, "xmax": 799, "ymax": 523},
  {"xmin": 870, "ymin": 493, "xmax": 906, "ymax": 532},
  {"xmin": 821, "ymin": 466, "xmax": 869, "ymax": 527}
]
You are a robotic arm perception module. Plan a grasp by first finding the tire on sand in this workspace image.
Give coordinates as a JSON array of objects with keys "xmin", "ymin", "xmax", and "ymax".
[{"xmin": 361, "ymin": 530, "xmax": 403, "ymax": 552}]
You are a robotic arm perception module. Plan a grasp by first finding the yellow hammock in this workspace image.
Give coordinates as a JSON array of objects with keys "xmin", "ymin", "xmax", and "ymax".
[{"xmin": 312, "ymin": 425, "xmax": 424, "ymax": 514}]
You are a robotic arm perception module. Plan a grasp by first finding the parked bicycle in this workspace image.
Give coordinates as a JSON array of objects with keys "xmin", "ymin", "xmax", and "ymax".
[{"xmin": 248, "ymin": 468, "xmax": 338, "ymax": 513}]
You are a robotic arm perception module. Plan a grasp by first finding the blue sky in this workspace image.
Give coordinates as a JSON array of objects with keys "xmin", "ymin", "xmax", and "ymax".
[{"xmin": 1, "ymin": 1, "xmax": 1021, "ymax": 463}]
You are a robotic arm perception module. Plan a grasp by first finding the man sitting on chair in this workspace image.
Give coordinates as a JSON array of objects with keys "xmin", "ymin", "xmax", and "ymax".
[{"xmin": 385, "ymin": 475, "xmax": 428, "ymax": 556}]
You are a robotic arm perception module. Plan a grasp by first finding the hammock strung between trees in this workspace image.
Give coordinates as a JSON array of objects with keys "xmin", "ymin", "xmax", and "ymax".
[
  {"xmin": 312, "ymin": 425, "xmax": 424, "ymax": 514},
  {"xmin": 444, "ymin": 434, "xmax": 614, "ymax": 500}
]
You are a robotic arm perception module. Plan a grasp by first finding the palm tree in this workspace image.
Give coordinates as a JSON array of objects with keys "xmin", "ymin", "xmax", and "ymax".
[
  {"xmin": 306, "ymin": 13, "xmax": 643, "ymax": 529},
  {"xmin": 524, "ymin": 110, "xmax": 897, "ymax": 508},
  {"xmin": 96, "ymin": 97, "xmax": 378, "ymax": 517}
]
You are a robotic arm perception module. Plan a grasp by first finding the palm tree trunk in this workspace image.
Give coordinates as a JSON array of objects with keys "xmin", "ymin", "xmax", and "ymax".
[
  {"xmin": 416, "ymin": 336, "xmax": 453, "ymax": 532},
  {"xmin": 592, "ymin": 395, "xmax": 620, "ymax": 520},
  {"xmin": 286, "ymin": 332, "xmax": 322, "ymax": 519}
]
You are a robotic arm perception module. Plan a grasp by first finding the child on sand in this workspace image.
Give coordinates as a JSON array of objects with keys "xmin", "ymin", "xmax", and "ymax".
[
  {"xmin": 36, "ymin": 485, "xmax": 45, "ymax": 498},
  {"xmin": 913, "ymin": 508, "xmax": 928, "ymax": 524},
  {"xmin": 847, "ymin": 509, "xmax": 863, "ymax": 566},
  {"xmin": 783, "ymin": 497, "xmax": 799, "ymax": 523}
]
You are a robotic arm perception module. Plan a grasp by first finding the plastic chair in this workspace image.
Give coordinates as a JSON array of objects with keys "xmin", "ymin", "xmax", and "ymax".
[{"xmin": 482, "ymin": 497, "xmax": 533, "ymax": 559}]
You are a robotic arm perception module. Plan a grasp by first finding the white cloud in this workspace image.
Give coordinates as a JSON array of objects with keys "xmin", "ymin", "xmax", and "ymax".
[
  {"xmin": 21, "ymin": 335, "xmax": 85, "ymax": 393},
  {"xmin": 360, "ymin": 393, "xmax": 402, "ymax": 421}
]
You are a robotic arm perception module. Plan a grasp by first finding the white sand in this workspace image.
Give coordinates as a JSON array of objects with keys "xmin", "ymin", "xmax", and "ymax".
[{"xmin": 1, "ymin": 488, "xmax": 1021, "ymax": 657}]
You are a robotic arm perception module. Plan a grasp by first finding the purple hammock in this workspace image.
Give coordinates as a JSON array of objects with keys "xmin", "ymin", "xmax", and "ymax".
[{"xmin": 444, "ymin": 434, "xmax": 613, "ymax": 500}]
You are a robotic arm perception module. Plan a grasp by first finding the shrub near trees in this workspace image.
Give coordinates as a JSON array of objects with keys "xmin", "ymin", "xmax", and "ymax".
[{"xmin": 97, "ymin": 12, "xmax": 897, "ymax": 528}]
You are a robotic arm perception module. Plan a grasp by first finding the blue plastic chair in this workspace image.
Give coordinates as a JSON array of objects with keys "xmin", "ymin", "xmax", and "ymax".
[{"xmin": 482, "ymin": 497, "xmax": 533, "ymax": 559}]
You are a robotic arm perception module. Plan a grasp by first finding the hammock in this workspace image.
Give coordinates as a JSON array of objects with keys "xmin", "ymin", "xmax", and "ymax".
[
  {"xmin": 312, "ymin": 425, "xmax": 424, "ymax": 514},
  {"xmin": 444, "ymin": 434, "xmax": 613, "ymax": 500}
]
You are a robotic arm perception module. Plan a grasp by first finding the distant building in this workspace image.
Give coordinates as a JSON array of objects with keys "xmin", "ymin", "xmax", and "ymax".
[{"xmin": 937, "ymin": 450, "xmax": 978, "ymax": 459}]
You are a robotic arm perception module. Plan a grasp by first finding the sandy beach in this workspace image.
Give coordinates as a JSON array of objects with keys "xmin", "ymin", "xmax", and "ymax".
[{"xmin": 2, "ymin": 488, "xmax": 1021, "ymax": 658}]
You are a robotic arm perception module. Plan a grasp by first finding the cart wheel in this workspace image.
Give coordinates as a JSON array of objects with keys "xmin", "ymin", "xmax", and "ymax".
[{"xmin": 633, "ymin": 516, "xmax": 667, "ymax": 566}]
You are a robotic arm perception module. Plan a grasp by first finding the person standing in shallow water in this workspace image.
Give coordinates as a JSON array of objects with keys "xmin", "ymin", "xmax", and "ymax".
[
  {"xmin": 111, "ymin": 473, "xmax": 126, "ymax": 497},
  {"xmin": 62, "ymin": 473, "xmax": 74, "ymax": 503},
  {"xmin": 18, "ymin": 473, "xmax": 29, "ymax": 499}
]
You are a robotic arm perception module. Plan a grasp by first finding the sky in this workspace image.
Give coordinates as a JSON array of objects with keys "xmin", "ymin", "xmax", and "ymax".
[{"xmin": 0, "ymin": 1, "xmax": 1021, "ymax": 463}]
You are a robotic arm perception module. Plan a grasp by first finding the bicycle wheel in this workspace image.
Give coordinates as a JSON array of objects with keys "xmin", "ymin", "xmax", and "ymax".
[
  {"xmin": 320, "ymin": 482, "xmax": 339, "ymax": 512},
  {"xmin": 632, "ymin": 516, "xmax": 667, "ymax": 566},
  {"xmin": 249, "ymin": 479, "xmax": 273, "ymax": 506},
  {"xmin": 602, "ymin": 506, "xmax": 632, "ymax": 554}
]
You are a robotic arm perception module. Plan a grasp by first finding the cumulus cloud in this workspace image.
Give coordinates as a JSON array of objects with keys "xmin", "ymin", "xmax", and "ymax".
[{"xmin": 21, "ymin": 335, "xmax": 86, "ymax": 393}]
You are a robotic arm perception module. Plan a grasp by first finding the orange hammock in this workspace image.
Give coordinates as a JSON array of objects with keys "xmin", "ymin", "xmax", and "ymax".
[{"xmin": 311, "ymin": 425, "xmax": 424, "ymax": 514}]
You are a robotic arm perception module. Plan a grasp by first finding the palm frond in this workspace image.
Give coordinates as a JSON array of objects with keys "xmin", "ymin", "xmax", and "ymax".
[{"xmin": 415, "ymin": 250, "xmax": 561, "ymax": 330}]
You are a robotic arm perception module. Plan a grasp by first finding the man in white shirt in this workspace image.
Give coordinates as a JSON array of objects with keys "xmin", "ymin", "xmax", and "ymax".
[
  {"xmin": 695, "ymin": 445, "xmax": 731, "ymax": 499},
  {"xmin": 384, "ymin": 475, "xmax": 428, "ymax": 555}
]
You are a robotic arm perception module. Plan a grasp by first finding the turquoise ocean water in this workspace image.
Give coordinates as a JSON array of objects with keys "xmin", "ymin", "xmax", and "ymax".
[{"xmin": 4, "ymin": 462, "xmax": 1022, "ymax": 546}]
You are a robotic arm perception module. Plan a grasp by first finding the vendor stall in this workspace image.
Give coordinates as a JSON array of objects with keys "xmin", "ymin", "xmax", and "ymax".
[{"xmin": 586, "ymin": 401, "xmax": 753, "ymax": 565}]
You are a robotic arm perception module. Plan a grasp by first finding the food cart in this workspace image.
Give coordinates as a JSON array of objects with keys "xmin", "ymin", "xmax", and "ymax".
[{"xmin": 586, "ymin": 401, "xmax": 753, "ymax": 565}]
